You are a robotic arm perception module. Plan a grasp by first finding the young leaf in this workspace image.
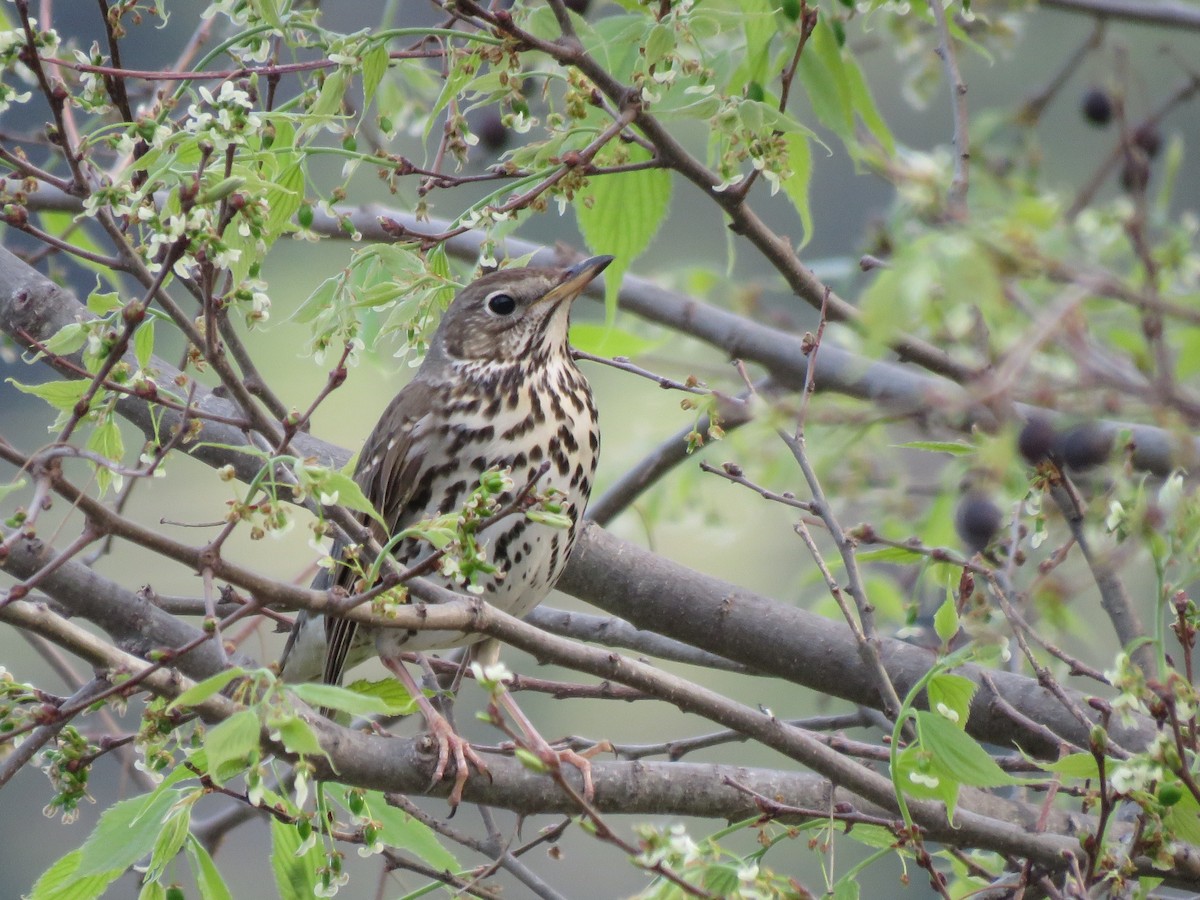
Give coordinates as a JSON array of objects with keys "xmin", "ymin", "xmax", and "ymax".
[
  {"xmin": 28, "ymin": 850, "xmax": 118, "ymax": 900},
  {"xmin": 203, "ymin": 708, "xmax": 262, "ymax": 785},
  {"xmin": 8, "ymin": 378, "xmax": 90, "ymax": 412},
  {"xmin": 185, "ymin": 835, "xmax": 234, "ymax": 900},
  {"xmin": 369, "ymin": 790, "xmax": 460, "ymax": 871},
  {"xmin": 271, "ymin": 818, "xmax": 320, "ymax": 900},
  {"xmin": 343, "ymin": 678, "xmax": 419, "ymax": 716},
  {"xmin": 75, "ymin": 787, "xmax": 184, "ymax": 877},
  {"xmin": 168, "ymin": 667, "xmax": 245, "ymax": 711},
  {"xmin": 134, "ymin": 320, "xmax": 155, "ymax": 369},
  {"xmin": 916, "ymin": 711, "xmax": 1018, "ymax": 788},
  {"xmin": 575, "ymin": 143, "xmax": 671, "ymax": 318},
  {"xmin": 932, "ymin": 597, "xmax": 959, "ymax": 647},
  {"xmin": 317, "ymin": 470, "xmax": 385, "ymax": 526},
  {"xmin": 927, "ymin": 672, "xmax": 976, "ymax": 728},
  {"xmin": 288, "ymin": 681, "xmax": 407, "ymax": 716}
]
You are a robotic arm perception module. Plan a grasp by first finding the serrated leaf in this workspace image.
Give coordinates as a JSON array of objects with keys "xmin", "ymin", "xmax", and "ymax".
[
  {"xmin": 311, "ymin": 68, "xmax": 348, "ymax": 119},
  {"xmin": 38, "ymin": 321, "xmax": 90, "ymax": 358},
  {"xmin": 917, "ymin": 711, "xmax": 1017, "ymax": 788},
  {"xmin": 896, "ymin": 440, "xmax": 976, "ymax": 455},
  {"xmin": 271, "ymin": 818, "xmax": 320, "ymax": 900},
  {"xmin": 28, "ymin": 850, "xmax": 117, "ymax": 900},
  {"xmin": 265, "ymin": 163, "xmax": 304, "ymax": 240},
  {"xmin": 76, "ymin": 788, "xmax": 183, "ymax": 877},
  {"xmin": 87, "ymin": 417, "xmax": 125, "ymax": 495},
  {"xmin": 831, "ymin": 876, "xmax": 861, "ymax": 900},
  {"xmin": 168, "ymin": 667, "xmax": 245, "ymax": 711},
  {"xmin": 927, "ymin": 672, "xmax": 975, "ymax": 728},
  {"xmin": 288, "ymin": 682, "xmax": 404, "ymax": 716},
  {"xmin": 8, "ymin": 377, "xmax": 90, "ymax": 412},
  {"xmin": 569, "ymin": 322, "xmax": 662, "ymax": 358},
  {"xmin": 796, "ymin": 18, "xmax": 853, "ymax": 140},
  {"xmin": 87, "ymin": 290, "xmax": 122, "ymax": 315},
  {"xmin": 1164, "ymin": 790, "xmax": 1200, "ymax": 846},
  {"xmin": 576, "ymin": 143, "xmax": 671, "ymax": 318},
  {"xmin": 782, "ymin": 132, "xmax": 813, "ymax": 248},
  {"xmin": 362, "ymin": 45, "xmax": 389, "ymax": 109},
  {"xmin": 138, "ymin": 882, "xmax": 168, "ymax": 900},
  {"xmin": 855, "ymin": 545, "xmax": 924, "ymax": 564},
  {"xmin": 134, "ymin": 320, "xmax": 155, "ymax": 369},
  {"xmin": 344, "ymin": 678, "xmax": 419, "ymax": 716},
  {"xmin": 844, "ymin": 51, "xmax": 895, "ymax": 156},
  {"xmin": 203, "ymin": 708, "xmax": 262, "ymax": 786},
  {"xmin": 318, "ymin": 470, "xmax": 385, "ymax": 525},
  {"xmin": 273, "ymin": 715, "xmax": 327, "ymax": 757},
  {"xmin": 369, "ymin": 791, "xmax": 460, "ymax": 871},
  {"xmin": 145, "ymin": 797, "xmax": 195, "ymax": 882},
  {"xmin": 185, "ymin": 835, "xmax": 233, "ymax": 900},
  {"xmin": 1035, "ymin": 751, "xmax": 1102, "ymax": 780}
]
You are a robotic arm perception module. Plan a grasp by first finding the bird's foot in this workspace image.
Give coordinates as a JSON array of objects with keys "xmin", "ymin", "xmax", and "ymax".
[{"xmin": 422, "ymin": 710, "xmax": 490, "ymax": 807}]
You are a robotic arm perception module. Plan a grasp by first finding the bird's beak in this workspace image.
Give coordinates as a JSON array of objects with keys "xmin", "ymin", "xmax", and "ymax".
[{"xmin": 538, "ymin": 255, "xmax": 615, "ymax": 306}]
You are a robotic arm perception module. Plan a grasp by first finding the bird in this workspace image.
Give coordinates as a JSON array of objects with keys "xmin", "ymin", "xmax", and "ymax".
[{"xmin": 280, "ymin": 254, "xmax": 613, "ymax": 805}]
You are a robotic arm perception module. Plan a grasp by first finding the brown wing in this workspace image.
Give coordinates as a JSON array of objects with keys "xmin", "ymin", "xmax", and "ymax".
[{"xmin": 321, "ymin": 377, "xmax": 441, "ymax": 685}]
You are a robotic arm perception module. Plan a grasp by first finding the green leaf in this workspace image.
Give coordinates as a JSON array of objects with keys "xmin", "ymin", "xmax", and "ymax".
[
  {"xmin": 288, "ymin": 681, "xmax": 407, "ymax": 716},
  {"xmin": 896, "ymin": 440, "xmax": 976, "ymax": 455},
  {"xmin": 575, "ymin": 143, "xmax": 671, "ymax": 318},
  {"xmin": 28, "ymin": 850, "xmax": 118, "ymax": 900},
  {"xmin": 134, "ymin": 320, "xmax": 155, "ymax": 369},
  {"xmin": 185, "ymin": 835, "xmax": 234, "ymax": 900},
  {"xmin": 271, "ymin": 818, "xmax": 320, "ymax": 900},
  {"xmin": 310, "ymin": 68, "xmax": 348, "ymax": 119},
  {"xmin": 370, "ymin": 791, "xmax": 460, "ymax": 871},
  {"xmin": 145, "ymin": 796, "xmax": 196, "ymax": 882},
  {"xmin": 318, "ymin": 470, "xmax": 385, "ymax": 526},
  {"xmin": 264, "ymin": 163, "xmax": 305, "ymax": 240},
  {"xmin": 38, "ymin": 321, "xmax": 90, "ymax": 358},
  {"xmin": 927, "ymin": 672, "xmax": 975, "ymax": 728},
  {"xmin": 569, "ymin": 322, "xmax": 662, "ymax": 358},
  {"xmin": 138, "ymin": 882, "xmax": 168, "ymax": 900},
  {"xmin": 932, "ymin": 597, "xmax": 959, "ymax": 647},
  {"xmin": 796, "ymin": 18, "xmax": 853, "ymax": 140},
  {"xmin": 203, "ymin": 708, "xmax": 262, "ymax": 786},
  {"xmin": 1036, "ymin": 752, "xmax": 1102, "ymax": 780},
  {"xmin": 87, "ymin": 290, "xmax": 122, "ymax": 315},
  {"xmin": 168, "ymin": 667, "xmax": 245, "ymax": 711},
  {"xmin": 855, "ymin": 545, "xmax": 924, "ymax": 564},
  {"xmin": 917, "ymin": 710, "xmax": 1018, "ymax": 788},
  {"xmin": 87, "ymin": 417, "xmax": 125, "ymax": 495},
  {"xmin": 343, "ymin": 677, "xmax": 419, "ymax": 716},
  {"xmin": 273, "ymin": 715, "xmax": 327, "ymax": 757},
  {"xmin": 362, "ymin": 45, "xmax": 390, "ymax": 109},
  {"xmin": 8, "ymin": 377, "xmax": 90, "ymax": 412},
  {"xmin": 75, "ymin": 787, "xmax": 184, "ymax": 877},
  {"xmin": 782, "ymin": 132, "xmax": 813, "ymax": 248},
  {"xmin": 1164, "ymin": 789, "xmax": 1200, "ymax": 846},
  {"xmin": 844, "ymin": 52, "xmax": 894, "ymax": 156},
  {"xmin": 0, "ymin": 476, "xmax": 27, "ymax": 501}
]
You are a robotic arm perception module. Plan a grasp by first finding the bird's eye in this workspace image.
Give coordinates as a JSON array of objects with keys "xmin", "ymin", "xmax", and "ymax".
[{"xmin": 486, "ymin": 292, "xmax": 517, "ymax": 316}]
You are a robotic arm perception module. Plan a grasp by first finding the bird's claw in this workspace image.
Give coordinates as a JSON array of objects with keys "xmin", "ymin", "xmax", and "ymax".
[{"xmin": 424, "ymin": 714, "xmax": 489, "ymax": 807}]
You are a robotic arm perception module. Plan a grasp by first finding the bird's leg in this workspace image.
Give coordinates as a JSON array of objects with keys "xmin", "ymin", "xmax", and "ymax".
[
  {"xmin": 380, "ymin": 656, "xmax": 488, "ymax": 807},
  {"xmin": 493, "ymin": 690, "xmax": 597, "ymax": 802},
  {"xmin": 472, "ymin": 638, "xmax": 597, "ymax": 802}
]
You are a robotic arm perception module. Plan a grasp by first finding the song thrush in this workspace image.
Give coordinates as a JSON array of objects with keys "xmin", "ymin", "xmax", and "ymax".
[{"xmin": 281, "ymin": 254, "xmax": 613, "ymax": 803}]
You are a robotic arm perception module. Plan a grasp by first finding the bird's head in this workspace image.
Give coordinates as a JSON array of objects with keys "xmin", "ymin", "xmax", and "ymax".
[{"xmin": 430, "ymin": 255, "xmax": 614, "ymax": 366}]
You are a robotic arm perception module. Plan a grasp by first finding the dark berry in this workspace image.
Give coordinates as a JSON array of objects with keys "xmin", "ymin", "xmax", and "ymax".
[
  {"xmin": 471, "ymin": 109, "xmax": 509, "ymax": 152},
  {"xmin": 1017, "ymin": 416, "xmax": 1058, "ymax": 465},
  {"xmin": 1133, "ymin": 125, "xmax": 1162, "ymax": 158},
  {"xmin": 563, "ymin": 0, "xmax": 591, "ymax": 12},
  {"xmin": 1081, "ymin": 88, "xmax": 1112, "ymax": 127},
  {"xmin": 1057, "ymin": 423, "xmax": 1114, "ymax": 470},
  {"xmin": 955, "ymin": 491, "xmax": 1003, "ymax": 554}
]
